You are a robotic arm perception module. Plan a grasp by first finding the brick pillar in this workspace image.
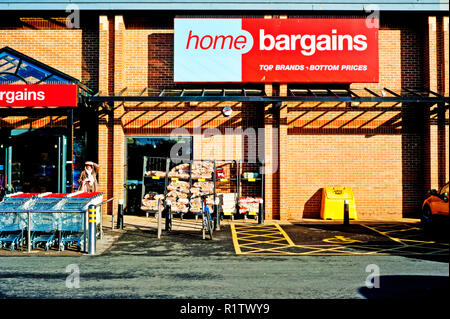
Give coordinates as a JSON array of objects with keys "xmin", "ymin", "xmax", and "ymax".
[
  {"xmin": 436, "ymin": 17, "xmax": 449, "ymax": 188},
  {"xmin": 98, "ymin": 15, "xmax": 112, "ymax": 214},
  {"xmin": 428, "ymin": 17, "xmax": 438, "ymax": 92},
  {"xmin": 443, "ymin": 17, "xmax": 450, "ymax": 184},
  {"xmin": 427, "ymin": 16, "xmax": 449, "ymax": 190},
  {"xmin": 113, "ymin": 15, "xmax": 126, "ymax": 213},
  {"xmin": 279, "ymin": 84, "xmax": 289, "ymax": 220},
  {"xmin": 262, "ymin": 15, "xmax": 278, "ymax": 220},
  {"xmin": 427, "ymin": 16, "xmax": 439, "ymax": 191},
  {"xmin": 264, "ymin": 83, "xmax": 278, "ymax": 220},
  {"xmin": 443, "ymin": 17, "xmax": 449, "ymax": 97}
]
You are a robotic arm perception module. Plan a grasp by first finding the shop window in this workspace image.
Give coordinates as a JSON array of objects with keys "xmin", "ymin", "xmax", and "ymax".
[{"xmin": 125, "ymin": 136, "xmax": 192, "ymax": 214}]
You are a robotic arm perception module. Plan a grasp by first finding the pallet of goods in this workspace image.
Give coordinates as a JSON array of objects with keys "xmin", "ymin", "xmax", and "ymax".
[
  {"xmin": 141, "ymin": 161, "xmax": 215, "ymax": 214},
  {"xmin": 239, "ymin": 196, "xmax": 262, "ymax": 215}
]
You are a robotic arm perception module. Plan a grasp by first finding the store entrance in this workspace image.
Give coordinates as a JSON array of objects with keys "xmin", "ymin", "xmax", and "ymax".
[
  {"xmin": 125, "ymin": 136, "xmax": 193, "ymax": 214},
  {"xmin": 0, "ymin": 131, "xmax": 68, "ymax": 194}
]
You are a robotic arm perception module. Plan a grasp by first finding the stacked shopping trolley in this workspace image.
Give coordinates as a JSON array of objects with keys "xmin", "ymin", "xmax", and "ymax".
[{"xmin": 0, "ymin": 191, "xmax": 103, "ymax": 252}]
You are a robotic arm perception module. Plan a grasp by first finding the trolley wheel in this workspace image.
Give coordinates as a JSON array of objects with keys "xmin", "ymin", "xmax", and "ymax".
[{"xmin": 9, "ymin": 243, "xmax": 15, "ymax": 251}]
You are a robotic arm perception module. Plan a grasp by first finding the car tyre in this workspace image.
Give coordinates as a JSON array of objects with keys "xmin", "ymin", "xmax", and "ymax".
[{"xmin": 421, "ymin": 206, "xmax": 434, "ymax": 234}]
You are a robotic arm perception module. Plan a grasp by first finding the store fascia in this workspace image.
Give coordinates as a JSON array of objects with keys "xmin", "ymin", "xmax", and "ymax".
[{"xmin": 0, "ymin": 47, "xmax": 95, "ymax": 195}]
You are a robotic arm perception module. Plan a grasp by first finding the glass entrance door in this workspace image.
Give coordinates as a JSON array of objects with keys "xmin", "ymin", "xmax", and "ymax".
[
  {"xmin": 125, "ymin": 136, "xmax": 193, "ymax": 214},
  {"xmin": 0, "ymin": 142, "xmax": 12, "ymax": 197},
  {"xmin": 10, "ymin": 134, "xmax": 67, "ymax": 193}
]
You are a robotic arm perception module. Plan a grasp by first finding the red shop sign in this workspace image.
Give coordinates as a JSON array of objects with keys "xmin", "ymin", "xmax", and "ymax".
[
  {"xmin": 0, "ymin": 84, "xmax": 78, "ymax": 107},
  {"xmin": 174, "ymin": 18, "xmax": 379, "ymax": 83}
]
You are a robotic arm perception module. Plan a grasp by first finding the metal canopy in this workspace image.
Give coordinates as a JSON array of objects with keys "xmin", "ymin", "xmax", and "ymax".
[
  {"xmin": 0, "ymin": 46, "xmax": 93, "ymax": 97},
  {"xmin": 89, "ymin": 87, "xmax": 449, "ymax": 104}
]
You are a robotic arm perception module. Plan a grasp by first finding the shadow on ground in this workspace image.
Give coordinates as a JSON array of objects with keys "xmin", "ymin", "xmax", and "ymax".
[
  {"xmin": 283, "ymin": 223, "xmax": 449, "ymax": 262},
  {"xmin": 103, "ymin": 225, "xmax": 235, "ymax": 257},
  {"xmin": 358, "ymin": 275, "xmax": 449, "ymax": 299}
]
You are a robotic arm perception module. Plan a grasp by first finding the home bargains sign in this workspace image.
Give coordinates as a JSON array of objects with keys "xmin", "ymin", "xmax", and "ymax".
[
  {"xmin": 0, "ymin": 84, "xmax": 78, "ymax": 107},
  {"xmin": 174, "ymin": 18, "xmax": 379, "ymax": 83}
]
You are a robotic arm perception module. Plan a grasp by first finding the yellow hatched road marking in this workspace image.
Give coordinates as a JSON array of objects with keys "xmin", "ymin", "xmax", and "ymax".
[
  {"xmin": 230, "ymin": 224, "xmax": 242, "ymax": 255},
  {"xmin": 238, "ymin": 237, "xmax": 289, "ymax": 245},
  {"xmin": 361, "ymin": 224, "xmax": 407, "ymax": 246},
  {"xmin": 231, "ymin": 224, "xmax": 294, "ymax": 255},
  {"xmin": 231, "ymin": 223, "xmax": 449, "ymax": 256},
  {"xmin": 274, "ymin": 224, "xmax": 295, "ymax": 246}
]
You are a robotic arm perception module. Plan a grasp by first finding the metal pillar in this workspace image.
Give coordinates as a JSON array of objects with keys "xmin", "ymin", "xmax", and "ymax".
[
  {"xmin": 117, "ymin": 199, "xmax": 124, "ymax": 229},
  {"xmin": 214, "ymin": 197, "xmax": 220, "ymax": 231},
  {"xmin": 165, "ymin": 200, "xmax": 172, "ymax": 231},
  {"xmin": 258, "ymin": 198, "xmax": 264, "ymax": 225},
  {"xmin": 88, "ymin": 205, "xmax": 96, "ymax": 255},
  {"xmin": 157, "ymin": 198, "xmax": 162, "ymax": 239},
  {"xmin": 343, "ymin": 200, "xmax": 350, "ymax": 226},
  {"xmin": 27, "ymin": 212, "xmax": 31, "ymax": 253}
]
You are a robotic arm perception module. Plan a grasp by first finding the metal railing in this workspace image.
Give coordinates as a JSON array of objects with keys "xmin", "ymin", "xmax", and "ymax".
[
  {"xmin": 93, "ymin": 197, "xmax": 115, "ymax": 238},
  {"xmin": 0, "ymin": 210, "xmax": 87, "ymax": 253},
  {"xmin": 0, "ymin": 197, "xmax": 117, "ymax": 255}
]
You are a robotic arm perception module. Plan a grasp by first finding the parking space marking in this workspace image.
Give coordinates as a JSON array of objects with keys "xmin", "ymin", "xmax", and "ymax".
[
  {"xmin": 230, "ymin": 224, "xmax": 295, "ymax": 255},
  {"xmin": 274, "ymin": 224, "xmax": 296, "ymax": 246},
  {"xmin": 231, "ymin": 223, "xmax": 449, "ymax": 256},
  {"xmin": 322, "ymin": 236, "xmax": 366, "ymax": 244},
  {"xmin": 361, "ymin": 223, "xmax": 449, "ymax": 246}
]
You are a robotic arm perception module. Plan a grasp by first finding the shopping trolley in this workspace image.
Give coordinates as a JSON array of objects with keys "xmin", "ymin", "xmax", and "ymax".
[
  {"xmin": 57, "ymin": 192, "xmax": 103, "ymax": 250},
  {"xmin": 0, "ymin": 194, "xmax": 35, "ymax": 251},
  {"xmin": 0, "ymin": 212, "xmax": 25, "ymax": 251},
  {"xmin": 30, "ymin": 212, "xmax": 58, "ymax": 251},
  {"xmin": 58, "ymin": 212, "xmax": 84, "ymax": 251},
  {"xmin": 27, "ymin": 195, "xmax": 64, "ymax": 251}
]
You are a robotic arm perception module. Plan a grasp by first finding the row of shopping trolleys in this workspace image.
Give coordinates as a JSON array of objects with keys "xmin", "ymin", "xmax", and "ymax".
[{"xmin": 0, "ymin": 191, "xmax": 103, "ymax": 252}]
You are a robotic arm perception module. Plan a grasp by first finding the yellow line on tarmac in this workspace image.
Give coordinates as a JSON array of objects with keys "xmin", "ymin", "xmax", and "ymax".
[
  {"xmin": 274, "ymin": 224, "xmax": 295, "ymax": 246},
  {"xmin": 230, "ymin": 224, "xmax": 242, "ymax": 255},
  {"xmin": 361, "ymin": 224, "xmax": 408, "ymax": 246}
]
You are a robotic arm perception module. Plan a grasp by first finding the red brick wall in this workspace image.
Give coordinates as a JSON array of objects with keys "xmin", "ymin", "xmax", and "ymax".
[
  {"xmin": 283, "ymin": 14, "xmax": 437, "ymax": 220},
  {"xmin": 0, "ymin": 14, "xmax": 98, "ymax": 129},
  {"xmin": 100, "ymin": 13, "xmax": 448, "ymax": 220},
  {"xmin": 2, "ymin": 12, "xmax": 447, "ymax": 221}
]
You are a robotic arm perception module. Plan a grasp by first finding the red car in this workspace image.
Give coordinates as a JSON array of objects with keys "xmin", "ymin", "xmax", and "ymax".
[{"xmin": 422, "ymin": 182, "xmax": 449, "ymax": 230}]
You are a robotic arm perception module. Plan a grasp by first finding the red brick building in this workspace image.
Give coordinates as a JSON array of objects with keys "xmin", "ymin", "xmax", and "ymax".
[{"xmin": 0, "ymin": 2, "xmax": 448, "ymax": 220}]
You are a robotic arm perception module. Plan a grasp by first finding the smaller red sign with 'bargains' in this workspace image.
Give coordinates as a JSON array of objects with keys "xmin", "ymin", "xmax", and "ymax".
[{"xmin": 0, "ymin": 84, "xmax": 78, "ymax": 107}]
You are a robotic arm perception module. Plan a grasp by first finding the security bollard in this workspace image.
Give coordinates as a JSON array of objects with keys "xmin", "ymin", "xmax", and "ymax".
[
  {"xmin": 157, "ymin": 198, "xmax": 162, "ymax": 239},
  {"xmin": 258, "ymin": 198, "xmax": 264, "ymax": 225},
  {"xmin": 88, "ymin": 204, "xmax": 96, "ymax": 255},
  {"xmin": 165, "ymin": 200, "xmax": 172, "ymax": 231},
  {"xmin": 117, "ymin": 199, "xmax": 124, "ymax": 229},
  {"xmin": 214, "ymin": 198, "xmax": 220, "ymax": 231},
  {"xmin": 201, "ymin": 200, "xmax": 206, "ymax": 240},
  {"xmin": 343, "ymin": 199, "xmax": 350, "ymax": 226}
]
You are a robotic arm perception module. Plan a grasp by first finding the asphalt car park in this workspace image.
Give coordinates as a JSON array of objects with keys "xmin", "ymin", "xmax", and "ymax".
[
  {"xmin": 1, "ymin": 215, "xmax": 448, "ymax": 263},
  {"xmin": 1, "ymin": 217, "xmax": 448, "ymax": 300},
  {"xmin": 96, "ymin": 216, "xmax": 449, "ymax": 263}
]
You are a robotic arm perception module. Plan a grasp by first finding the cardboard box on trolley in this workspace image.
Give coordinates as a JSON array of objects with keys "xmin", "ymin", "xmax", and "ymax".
[{"xmin": 320, "ymin": 187, "xmax": 357, "ymax": 220}]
